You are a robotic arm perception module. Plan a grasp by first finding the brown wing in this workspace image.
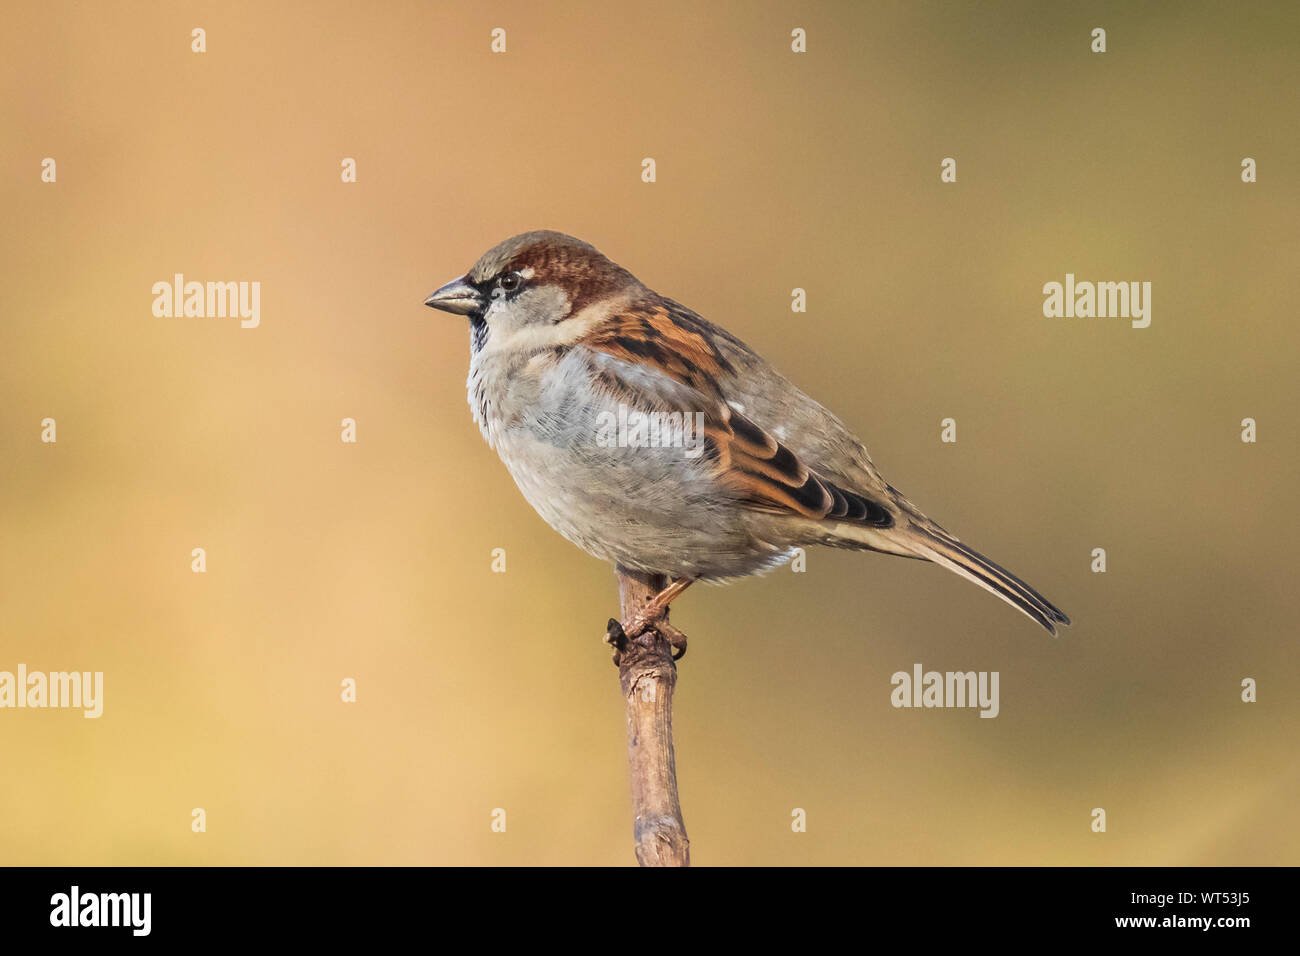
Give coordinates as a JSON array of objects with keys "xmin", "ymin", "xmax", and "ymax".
[
  {"xmin": 713, "ymin": 403, "xmax": 893, "ymax": 527},
  {"xmin": 579, "ymin": 299, "xmax": 737, "ymax": 397},
  {"xmin": 576, "ymin": 303, "xmax": 894, "ymax": 529}
]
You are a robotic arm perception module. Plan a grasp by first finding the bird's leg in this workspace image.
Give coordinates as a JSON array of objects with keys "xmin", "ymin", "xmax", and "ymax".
[
  {"xmin": 638, "ymin": 577, "xmax": 694, "ymax": 624},
  {"xmin": 612, "ymin": 577, "xmax": 693, "ymax": 661}
]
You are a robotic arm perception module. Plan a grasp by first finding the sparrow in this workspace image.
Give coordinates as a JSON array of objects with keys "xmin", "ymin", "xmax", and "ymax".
[{"xmin": 425, "ymin": 231, "xmax": 1069, "ymax": 653}]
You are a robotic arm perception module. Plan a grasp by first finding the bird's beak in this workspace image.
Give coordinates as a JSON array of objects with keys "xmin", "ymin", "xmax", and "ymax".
[{"xmin": 423, "ymin": 275, "xmax": 485, "ymax": 316}]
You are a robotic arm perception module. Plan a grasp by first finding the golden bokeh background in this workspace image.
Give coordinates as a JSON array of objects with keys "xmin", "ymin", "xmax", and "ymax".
[{"xmin": 2, "ymin": 0, "xmax": 1297, "ymax": 865}]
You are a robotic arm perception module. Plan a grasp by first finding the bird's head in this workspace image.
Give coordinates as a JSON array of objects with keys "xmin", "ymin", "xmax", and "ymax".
[{"xmin": 424, "ymin": 231, "xmax": 639, "ymax": 352}]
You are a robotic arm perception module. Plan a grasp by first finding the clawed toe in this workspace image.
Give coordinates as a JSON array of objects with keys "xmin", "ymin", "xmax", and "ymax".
[
  {"xmin": 604, "ymin": 618, "xmax": 629, "ymax": 662},
  {"xmin": 655, "ymin": 621, "xmax": 688, "ymax": 660}
]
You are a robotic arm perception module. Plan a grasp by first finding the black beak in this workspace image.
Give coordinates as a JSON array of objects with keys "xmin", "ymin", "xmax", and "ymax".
[{"xmin": 423, "ymin": 275, "xmax": 484, "ymax": 316}]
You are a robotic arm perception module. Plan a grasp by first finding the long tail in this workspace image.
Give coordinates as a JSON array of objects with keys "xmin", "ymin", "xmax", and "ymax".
[{"xmin": 904, "ymin": 524, "xmax": 1071, "ymax": 635}]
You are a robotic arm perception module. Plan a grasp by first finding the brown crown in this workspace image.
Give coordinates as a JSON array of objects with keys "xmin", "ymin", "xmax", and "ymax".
[{"xmin": 470, "ymin": 231, "xmax": 641, "ymax": 314}]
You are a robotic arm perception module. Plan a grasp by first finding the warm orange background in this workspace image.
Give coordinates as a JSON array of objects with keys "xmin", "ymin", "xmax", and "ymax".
[{"xmin": 2, "ymin": 0, "xmax": 1297, "ymax": 865}]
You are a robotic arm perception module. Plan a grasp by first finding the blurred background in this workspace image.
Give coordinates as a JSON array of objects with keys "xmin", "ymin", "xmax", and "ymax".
[{"xmin": 2, "ymin": 0, "xmax": 1297, "ymax": 865}]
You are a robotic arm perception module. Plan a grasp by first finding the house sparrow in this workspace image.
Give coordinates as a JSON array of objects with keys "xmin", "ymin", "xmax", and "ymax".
[{"xmin": 425, "ymin": 231, "xmax": 1069, "ymax": 652}]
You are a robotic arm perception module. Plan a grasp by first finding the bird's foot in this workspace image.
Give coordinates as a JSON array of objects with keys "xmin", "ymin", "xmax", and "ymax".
[
  {"xmin": 604, "ymin": 575, "xmax": 693, "ymax": 665},
  {"xmin": 604, "ymin": 613, "xmax": 688, "ymax": 664}
]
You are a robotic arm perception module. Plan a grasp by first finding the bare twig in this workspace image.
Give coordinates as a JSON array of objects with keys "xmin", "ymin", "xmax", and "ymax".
[{"xmin": 605, "ymin": 566, "xmax": 690, "ymax": 867}]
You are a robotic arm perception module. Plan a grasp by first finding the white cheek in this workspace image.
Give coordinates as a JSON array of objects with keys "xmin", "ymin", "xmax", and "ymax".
[{"xmin": 479, "ymin": 285, "xmax": 576, "ymax": 356}]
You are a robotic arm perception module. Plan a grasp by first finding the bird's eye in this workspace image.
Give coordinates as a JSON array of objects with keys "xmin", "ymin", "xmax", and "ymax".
[{"xmin": 498, "ymin": 273, "xmax": 522, "ymax": 293}]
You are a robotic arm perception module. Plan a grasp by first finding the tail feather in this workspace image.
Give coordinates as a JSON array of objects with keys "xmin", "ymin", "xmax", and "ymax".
[{"xmin": 904, "ymin": 525, "xmax": 1071, "ymax": 636}]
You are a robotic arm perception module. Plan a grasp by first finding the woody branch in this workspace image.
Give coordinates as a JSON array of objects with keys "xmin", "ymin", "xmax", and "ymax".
[{"xmin": 608, "ymin": 566, "xmax": 690, "ymax": 867}]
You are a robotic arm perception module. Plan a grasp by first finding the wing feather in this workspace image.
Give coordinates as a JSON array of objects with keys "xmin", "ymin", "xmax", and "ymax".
[{"xmin": 574, "ymin": 305, "xmax": 894, "ymax": 530}]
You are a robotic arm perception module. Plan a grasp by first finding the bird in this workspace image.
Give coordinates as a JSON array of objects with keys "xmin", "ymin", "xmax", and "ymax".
[{"xmin": 424, "ymin": 231, "xmax": 1069, "ymax": 655}]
